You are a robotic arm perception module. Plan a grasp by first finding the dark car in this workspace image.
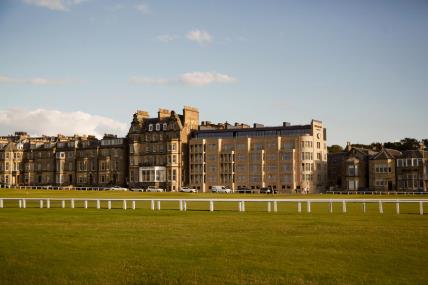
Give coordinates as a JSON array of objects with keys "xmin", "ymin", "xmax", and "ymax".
[
  {"xmin": 259, "ymin": 187, "xmax": 278, "ymax": 194},
  {"xmin": 236, "ymin": 186, "xmax": 252, "ymax": 194}
]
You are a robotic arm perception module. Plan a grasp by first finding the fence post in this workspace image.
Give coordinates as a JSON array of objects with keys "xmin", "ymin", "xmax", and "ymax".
[
  {"xmin": 329, "ymin": 200, "xmax": 333, "ymax": 213},
  {"xmin": 342, "ymin": 200, "xmax": 347, "ymax": 213},
  {"xmin": 242, "ymin": 201, "xmax": 246, "ymax": 212},
  {"xmin": 267, "ymin": 202, "xmax": 271, "ymax": 212},
  {"xmin": 273, "ymin": 201, "xmax": 277, "ymax": 212},
  {"xmin": 157, "ymin": 200, "xmax": 161, "ymax": 211},
  {"xmin": 19, "ymin": 200, "xmax": 22, "ymax": 208},
  {"xmin": 123, "ymin": 200, "xmax": 127, "ymax": 210},
  {"xmin": 379, "ymin": 201, "xmax": 383, "ymax": 214},
  {"xmin": 23, "ymin": 199, "xmax": 26, "ymax": 209},
  {"xmin": 209, "ymin": 200, "xmax": 214, "ymax": 212},
  {"xmin": 297, "ymin": 202, "xmax": 301, "ymax": 213},
  {"xmin": 396, "ymin": 201, "xmax": 400, "ymax": 215},
  {"xmin": 307, "ymin": 201, "xmax": 311, "ymax": 213},
  {"xmin": 84, "ymin": 200, "xmax": 88, "ymax": 209},
  {"xmin": 47, "ymin": 199, "xmax": 50, "ymax": 209},
  {"xmin": 132, "ymin": 200, "xmax": 136, "ymax": 210},
  {"xmin": 179, "ymin": 200, "xmax": 183, "ymax": 211},
  {"xmin": 108, "ymin": 200, "xmax": 111, "ymax": 210},
  {"xmin": 0, "ymin": 199, "xmax": 3, "ymax": 208},
  {"xmin": 40, "ymin": 200, "xmax": 43, "ymax": 209},
  {"xmin": 363, "ymin": 202, "xmax": 366, "ymax": 213},
  {"xmin": 61, "ymin": 200, "xmax": 65, "ymax": 208},
  {"xmin": 150, "ymin": 200, "xmax": 155, "ymax": 210},
  {"xmin": 420, "ymin": 201, "xmax": 424, "ymax": 215},
  {"xmin": 71, "ymin": 199, "xmax": 75, "ymax": 209},
  {"xmin": 96, "ymin": 199, "xmax": 100, "ymax": 209},
  {"xmin": 238, "ymin": 201, "xmax": 242, "ymax": 212}
]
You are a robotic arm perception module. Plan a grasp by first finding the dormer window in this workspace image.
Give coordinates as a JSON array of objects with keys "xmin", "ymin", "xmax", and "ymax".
[
  {"xmin": 148, "ymin": 124, "xmax": 153, "ymax": 131},
  {"xmin": 156, "ymin": 123, "xmax": 160, "ymax": 131},
  {"xmin": 163, "ymin": 123, "xmax": 167, "ymax": 130}
]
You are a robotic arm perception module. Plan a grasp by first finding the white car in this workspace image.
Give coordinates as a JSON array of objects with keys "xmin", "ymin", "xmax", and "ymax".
[
  {"xmin": 211, "ymin": 186, "xmax": 232, "ymax": 193},
  {"xmin": 146, "ymin": 186, "xmax": 164, "ymax": 192},
  {"xmin": 180, "ymin": 187, "xmax": 197, "ymax": 193},
  {"xmin": 108, "ymin": 186, "xmax": 128, "ymax": 191},
  {"xmin": 130, "ymin": 188, "xmax": 144, "ymax": 192}
]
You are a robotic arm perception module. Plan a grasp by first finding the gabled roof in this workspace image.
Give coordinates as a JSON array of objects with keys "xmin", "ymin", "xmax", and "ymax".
[{"xmin": 371, "ymin": 148, "xmax": 402, "ymax": 160}]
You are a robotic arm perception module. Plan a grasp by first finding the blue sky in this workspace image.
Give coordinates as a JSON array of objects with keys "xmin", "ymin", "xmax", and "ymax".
[{"xmin": 0, "ymin": 0, "xmax": 427, "ymax": 144}]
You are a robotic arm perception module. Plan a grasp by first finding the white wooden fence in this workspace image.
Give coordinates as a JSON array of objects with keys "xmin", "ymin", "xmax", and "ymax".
[{"xmin": 0, "ymin": 198, "xmax": 426, "ymax": 215}]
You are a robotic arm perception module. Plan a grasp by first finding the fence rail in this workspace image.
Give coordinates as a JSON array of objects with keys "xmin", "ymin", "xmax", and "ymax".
[
  {"xmin": 0, "ymin": 198, "xmax": 426, "ymax": 215},
  {"xmin": 326, "ymin": 191, "xmax": 428, "ymax": 195}
]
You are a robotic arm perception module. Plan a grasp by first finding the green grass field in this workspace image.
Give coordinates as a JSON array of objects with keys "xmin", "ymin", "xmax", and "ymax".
[{"xmin": 0, "ymin": 189, "xmax": 427, "ymax": 285}]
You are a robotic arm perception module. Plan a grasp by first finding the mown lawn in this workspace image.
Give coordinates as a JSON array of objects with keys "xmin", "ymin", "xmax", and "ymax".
[{"xmin": 0, "ymin": 189, "xmax": 427, "ymax": 285}]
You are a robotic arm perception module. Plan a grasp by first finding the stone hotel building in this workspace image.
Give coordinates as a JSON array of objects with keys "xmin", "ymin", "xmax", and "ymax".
[
  {"xmin": 188, "ymin": 120, "xmax": 327, "ymax": 193},
  {"xmin": 127, "ymin": 106, "xmax": 199, "ymax": 191}
]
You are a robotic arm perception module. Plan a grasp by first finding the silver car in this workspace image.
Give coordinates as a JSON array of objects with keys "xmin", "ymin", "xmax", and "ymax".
[{"xmin": 180, "ymin": 187, "xmax": 197, "ymax": 193}]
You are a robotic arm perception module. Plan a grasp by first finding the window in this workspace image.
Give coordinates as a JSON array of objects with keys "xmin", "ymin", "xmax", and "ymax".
[
  {"xmin": 347, "ymin": 165, "xmax": 358, "ymax": 176},
  {"xmin": 301, "ymin": 152, "xmax": 313, "ymax": 160},
  {"xmin": 148, "ymin": 124, "xmax": 153, "ymax": 131},
  {"xmin": 172, "ymin": 155, "xmax": 177, "ymax": 164},
  {"xmin": 163, "ymin": 123, "xmax": 167, "ymax": 130},
  {"xmin": 303, "ymin": 163, "xmax": 313, "ymax": 172},
  {"xmin": 156, "ymin": 123, "xmax": 160, "ymax": 131},
  {"xmin": 172, "ymin": 169, "xmax": 177, "ymax": 181},
  {"xmin": 301, "ymin": 141, "xmax": 313, "ymax": 148},
  {"xmin": 281, "ymin": 153, "xmax": 292, "ymax": 160}
]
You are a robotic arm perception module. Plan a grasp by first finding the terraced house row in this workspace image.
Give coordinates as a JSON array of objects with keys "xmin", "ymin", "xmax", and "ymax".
[
  {"xmin": 0, "ymin": 106, "xmax": 328, "ymax": 193},
  {"xmin": 0, "ymin": 132, "xmax": 127, "ymax": 187},
  {"xmin": 328, "ymin": 143, "xmax": 428, "ymax": 192}
]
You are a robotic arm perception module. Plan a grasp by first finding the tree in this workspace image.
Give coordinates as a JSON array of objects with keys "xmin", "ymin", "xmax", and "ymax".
[
  {"xmin": 328, "ymin": 145, "xmax": 344, "ymax": 153},
  {"xmin": 423, "ymin": 139, "xmax": 428, "ymax": 150},
  {"xmin": 400, "ymin": 138, "xmax": 420, "ymax": 150}
]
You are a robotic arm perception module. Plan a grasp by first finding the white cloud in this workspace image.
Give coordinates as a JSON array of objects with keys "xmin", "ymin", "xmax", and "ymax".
[
  {"xmin": 0, "ymin": 109, "xmax": 127, "ymax": 138},
  {"xmin": 129, "ymin": 72, "xmax": 237, "ymax": 86},
  {"xmin": 156, "ymin": 34, "xmax": 178, "ymax": 43},
  {"xmin": 186, "ymin": 29, "xmax": 212, "ymax": 44},
  {"xmin": 136, "ymin": 3, "xmax": 151, "ymax": 14},
  {"xmin": 22, "ymin": 0, "xmax": 89, "ymax": 11},
  {"xmin": 179, "ymin": 72, "xmax": 236, "ymax": 86},
  {"xmin": 0, "ymin": 75, "xmax": 74, "ymax": 85}
]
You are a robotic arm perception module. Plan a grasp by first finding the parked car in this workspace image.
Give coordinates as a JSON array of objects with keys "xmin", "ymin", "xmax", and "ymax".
[
  {"xmin": 146, "ymin": 186, "xmax": 164, "ymax": 192},
  {"xmin": 211, "ymin": 186, "xmax": 232, "ymax": 193},
  {"xmin": 180, "ymin": 187, "xmax": 197, "ymax": 193},
  {"xmin": 236, "ymin": 186, "xmax": 252, "ymax": 194},
  {"xmin": 130, "ymin": 188, "xmax": 144, "ymax": 192},
  {"xmin": 259, "ymin": 187, "xmax": 278, "ymax": 194},
  {"xmin": 108, "ymin": 186, "xmax": 128, "ymax": 191}
]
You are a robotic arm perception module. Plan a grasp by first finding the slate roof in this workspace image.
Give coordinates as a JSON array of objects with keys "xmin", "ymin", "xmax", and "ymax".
[{"xmin": 370, "ymin": 148, "xmax": 402, "ymax": 160}]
